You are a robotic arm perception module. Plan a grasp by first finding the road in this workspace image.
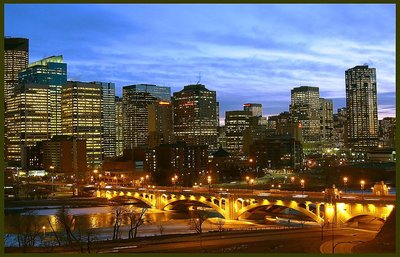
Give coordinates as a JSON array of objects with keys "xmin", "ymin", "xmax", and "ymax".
[{"xmin": 92, "ymin": 226, "xmax": 376, "ymax": 253}]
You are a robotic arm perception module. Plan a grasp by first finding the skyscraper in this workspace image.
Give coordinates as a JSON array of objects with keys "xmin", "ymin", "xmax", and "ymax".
[
  {"xmin": 92, "ymin": 82, "xmax": 116, "ymax": 157},
  {"xmin": 225, "ymin": 110, "xmax": 251, "ymax": 156},
  {"xmin": 243, "ymin": 103, "xmax": 263, "ymax": 117},
  {"xmin": 290, "ymin": 86, "xmax": 321, "ymax": 153},
  {"xmin": 61, "ymin": 81, "xmax": 115, "ymax": 169},
  {"xmin": 173, "ymin": 84, "xmax": 218, "ymax": 152},
  {"xmin": 4, "ymin": 37, "xmax": 29, "ymax": 105},
  {"xmin": 115, "ymin": 96, "xmax": 124, "ymax": 157},
  {"xmin": 19, "ymin": 55, "xmax": 67, "ymax": 136},
  {"xmin": 6, "ymin": 83, "xmax": 51, "ymax": 167},
  {"xmin": 4, "ymin": 37, "xmax": 29, "ymax": 164},
  {"xmin": 319, "ymin": 98, "xmax": 334, "ymax": 149},
  {"xmin": 148, "ymin": 100, "xmax": 174, "ymax": 148},
  {"xmin": 345, "ymin": 65, "xmax": 379, "ymax": 151}
]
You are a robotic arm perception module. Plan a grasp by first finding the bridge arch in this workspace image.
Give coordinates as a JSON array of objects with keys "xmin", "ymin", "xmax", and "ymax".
[
  {"xmin": 159, "ymin": 196, "xmax": 227, "ymax": 219},
  {"xmin": 236, "ymin": 200, "xmax": 323, "ymax": 224}
]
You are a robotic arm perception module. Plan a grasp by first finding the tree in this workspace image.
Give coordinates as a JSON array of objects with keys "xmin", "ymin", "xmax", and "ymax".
[
  {"xmin": 124, "ymin": 206, "xmax": 148, "ymax": 239},
  {"xmin": 12, "ymin": 210, "xmax": 41, "ymax": 252},
  {"xmin": 112, "ymin": 206, "xmax": 123, "ymax": 240},
  {"xmin": 55, "ymin": 206, "xmax": 79, "ymax": 246},
  {"xmin": 188, "ymin": 209, "xmax": 208, "ymax": 234}
]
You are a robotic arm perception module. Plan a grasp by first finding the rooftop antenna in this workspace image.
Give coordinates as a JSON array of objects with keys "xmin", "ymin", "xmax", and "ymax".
[{"xmin": 196, "ymin": 72, "xmax": 202, "ymax": 85}]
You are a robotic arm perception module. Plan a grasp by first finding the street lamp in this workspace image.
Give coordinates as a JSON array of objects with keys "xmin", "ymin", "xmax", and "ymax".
[
  {"xmin": 360, "ymin": 180, "xmax": 365, "ymax": 199},
  {"xmin": 121, "ymin": 174, "xmax": 124, "ymax": 185},
  {"xmin": 172, "ymin": 177, "xmax": 176, "ymax": 190},
  {"xmin": 145, "ymin": 174, "xmax": 149, "ymax": 185},
  {"xmin": 250, "ymin": 178, "xmax": 254, "ymax": 193},
  {"xmin": 291, "ymin": 176, "xmax": 295, "ymax": 184},
  {"xmin": 246, "ymin": 176, "xmax": 250, "ymax": 190},
  {"xmin": 42, "ymin": 226, "xmax": 46, "ymax": 238},
  {"xmin": 300, "ymin": 179, "xmax": 305, "ymax": 195},
  {"xmin": 343, "ymin": 177, "xmax": 348, "ymax": 193}
]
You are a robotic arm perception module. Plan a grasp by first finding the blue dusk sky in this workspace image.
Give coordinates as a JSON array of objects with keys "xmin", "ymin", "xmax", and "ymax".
[{"xmin": 5, "ymin": 4, "xmax": 396, "ymax": 122}]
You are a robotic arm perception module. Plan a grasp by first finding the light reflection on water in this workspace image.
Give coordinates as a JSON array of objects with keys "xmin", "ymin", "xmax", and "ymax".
[{"xmin": 4, "ymin": 205, "xmax": 208, "ymax": 233}]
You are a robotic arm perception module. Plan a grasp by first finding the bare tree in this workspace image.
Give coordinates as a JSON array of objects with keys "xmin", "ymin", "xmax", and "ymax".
[
  {"xmin": 12, "ymin": 210, "xmax": 41, "ymax": 252},
  {"xmin": 112, "ymin": 206, "xmax": 123, "ymax": 240},
  {"xmin": 124, "ymin": 206, "xmax": 148, "ymax": 239},
  {"xmin": 188, "ymin": 209, "xmax": 208, "ymax": 234},
  {"xmin": 55, "ymin": 206, "xmax": 79, "ymax": 245}
]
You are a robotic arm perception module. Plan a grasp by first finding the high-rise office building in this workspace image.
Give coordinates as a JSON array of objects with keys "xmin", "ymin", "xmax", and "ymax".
[
  {"xmin": 290, "ymin": 86, "xmax": 321, "ymax": 153},
  {"xmin": 6, "ymin": 83, "xmax": 51, "ymax": 167},
  {"xmin": 19, "ymin": 55, "xmax": 67, "ymax": 136},
  {"xmin": 4, "ymin": 37, "xmax": 29, "ymax": 104},
  {"xmin": 320, "ymin": 98, "xmax": 334, "ymax": 149},
  {"xmin": 243, "ymin": 103, "xmax": 263, "ymax": 117},
  {"xmin": 123, "ymin": 84, "xmax": 171, "ymax": 150},
  {"xmin": 379, "ymin": 117, "xmax": 396, "ymax": 148},
  {"xmin": 115, "ymin": 96, "xmax": 124, "ymax": 157},
  {"xmin": 173, "ymin": 84, "xmax": 218, "ymax": 152},
  {"xmin": 333, "ymin": 107, "xmax": 348, "ymax": 149},
  {"xmin": 123, "ymin": 84, "xmax": 171, "ymax": 101},
  {"xmin": 148, "ymin": 100, "xmax": 174, "ymax": 148},
  {"xmin": 345, "ymin": 65, "xmax": 379, "ymax": 151},
  {"xmin": 92, "ymin": 82, "xmax": 116, "ymax": 157},
  {"xmin": 4, "ymin": 37, "xmax": 29, "ymax": 164},
  {"xmin": 225, "ymin": 110, "xmax": 251, "ymax": 156},
  {"xmin": 62, "ymin": 81, "xmax": 115, "ymax": 169}
]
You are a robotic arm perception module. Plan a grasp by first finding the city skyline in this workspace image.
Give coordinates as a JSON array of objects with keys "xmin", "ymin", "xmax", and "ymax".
[{"xmin": 4, "ymin": 4, "xmax": 395, "ymax": 121}]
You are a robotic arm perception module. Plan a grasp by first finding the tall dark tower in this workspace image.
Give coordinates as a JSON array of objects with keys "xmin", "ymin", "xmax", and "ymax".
[
  {"xmin": 345, "ymin": 65, "xmax": 378, "ymax": 151},
  {"xmin": 173, "ymin": 84, "xmax": 218, "ymax": 152},
  {"xmin": 4, "ymin": 37, "xmax": 29, "ymax": 164}
]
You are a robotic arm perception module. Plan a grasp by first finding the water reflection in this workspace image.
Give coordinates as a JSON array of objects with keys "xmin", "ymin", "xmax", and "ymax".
[{"xmin": 4, "ymin": 204, "xmax": 207, "ymax": 234}]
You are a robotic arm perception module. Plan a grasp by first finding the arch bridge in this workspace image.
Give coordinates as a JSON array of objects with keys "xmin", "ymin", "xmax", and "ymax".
[{"xmin": 96, "ymin": 187, "xmax": 395, "ymax": 225}]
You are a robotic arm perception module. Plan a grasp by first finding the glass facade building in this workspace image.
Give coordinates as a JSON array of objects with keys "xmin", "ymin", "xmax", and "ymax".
[
  {"xmin": 19, "ymin": 55, "xmax": 67, "ymax": 136},
  {"xmin": 173, "ymin": 84, "xmax": 219, "ymax": 152},
  {"xmin": 7, "ymin": 84, "xmax": 51, "ymax": 167},
  {"xmin": 345, "ymin": 65, "xmax": 378, "ymax": 151},
  {"xmin": 62, "ymin": 81, "xmax": 115, "ymax": 169},
  {"xmin": 122, "ymin": 84, "xmax": 170, "ymax": 149},
  {"xmin": 290, "ymin": 86, "xmax": 321, "ymax": 153},
  {"xmin": 4, "ymin": 37, "xmax": 29, "ymax": 164},
  {"xmin": 225, "ymin": 110, "xmax": 251, "ymax": 156},
  {"xmin": 115, "ymin": 96, "xmax": 124, "ymax": 157}
]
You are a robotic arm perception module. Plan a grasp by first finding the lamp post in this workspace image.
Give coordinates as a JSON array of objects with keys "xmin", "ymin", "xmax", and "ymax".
[
  {"xmin": 246, "ymin": 176, "xmax": 250, "ymax": 190},
  {"xmin": 300, "ymin": 179, "xmax": 305, "ymax": 195},
  {"xmin": 42, "ymin": 226, "xmax": 46, "ymax": 238},
  {"xmin": 172, "ymin": 177, "xmax": 176, "ymax": 191},
  {"xmin": 207, "ymin": 176, "xmax": 212, "ymax": 194},
  {"xmin": 343, "ymin": 177, "xmax": 348, "ymax": 194},
  {"xmin": 360, "ymin": 180, "xmax": 365, "ymax": 199},
  {"xmin": 250, "ymin": 178, "xmax": 254, "ymax": 193},
  {"xmin": 145, "ymin": 174, "xmax": 150, "ymax": 185}
]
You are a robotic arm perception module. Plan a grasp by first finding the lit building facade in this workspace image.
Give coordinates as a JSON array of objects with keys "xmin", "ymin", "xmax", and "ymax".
[
  {"xmin": 93, "ymin": 82, "xmax": 116, "ymax": 157},
  {"xmin": 148, "ymin": 100, "xmax": 174, "ymax": 148},
  {"xmin": 225, "ymin": 110, "xmax": 251, "ymax": 156},
  {"xmin": 319, "ymin": 98, "xmax": 334, "ymax": 150},
  {"xmin": 333, "ymin": 107, "xmax": 348, "ymax": 149},
  {"xmin": 173, "ymin": 84, "xmax": 218, "ymax": 152},
  {"xmin": 19, "ymin": 55, "xmax": 67, "ymax": 136},
  {"xmin": 123, "ymin": 89, "xmax": 157, "ymax": 149},
  {"xmin": 379, "ymin": 117, "xmax": 396, "ymax": 148},
  {"xmin": 6, "ymin": 84, "xmax": 51, "ymax": 167},
  {"xmin": 4, "ymin": 37, "xmax": 29, "ymax": 164},
  {"xmin": 115, "ymin": 96, "xmax": 124, "ymax": 157},
  {"xmin": 345, "ymin": 65, "xmax": 379, "ymax": 151},
  {"xmin": 290, "ymin": 86, "xmax": 320, "ymax": 153},
  {"xmin": 62, "ymin": 81, "xmax": 115, "ymax": 169}
]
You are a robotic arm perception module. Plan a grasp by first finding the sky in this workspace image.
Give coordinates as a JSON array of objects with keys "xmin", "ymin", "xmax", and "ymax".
[{"xmin": 4, "ymin": 4, "xmax": 396, "ymax": 121}]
